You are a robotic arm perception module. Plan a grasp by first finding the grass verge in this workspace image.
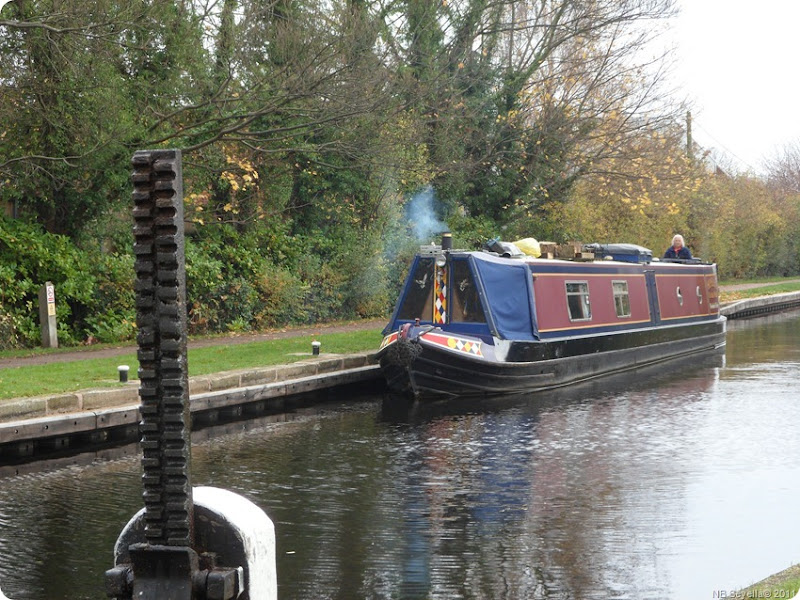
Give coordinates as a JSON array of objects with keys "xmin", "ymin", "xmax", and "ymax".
[
  {"xmin": 0, "ymin": 328, "xmax": 382, "ymax": 401},
  {"xmin": 737, "ymin": 564, "xmax": 800, "ymax": 599},
  {"xmin": 720, "ymin": 280, "xmax": 800, "ymax": 304}
]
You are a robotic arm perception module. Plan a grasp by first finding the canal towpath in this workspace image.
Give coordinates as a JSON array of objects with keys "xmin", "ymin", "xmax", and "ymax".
[{"xmin": 0, "ymin": 318, "xmax": 386, "ymax": 370}]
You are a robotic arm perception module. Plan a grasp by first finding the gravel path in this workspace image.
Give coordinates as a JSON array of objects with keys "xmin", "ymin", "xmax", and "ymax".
[{"xmin": 719, "ymin": 278, "xmax": 800, "ymax": 292}]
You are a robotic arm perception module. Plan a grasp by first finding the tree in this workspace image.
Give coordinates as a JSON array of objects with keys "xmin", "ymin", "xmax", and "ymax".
[
  {"xmin": 0, "ymin": 0, "xmax": 211, "ymax": 235},
  {"xmin": 554, "ymin": 117, "xmax": 701, "ymax": 248},
  {"xmin": 380, "ymin": 0, "xmax": 681, "ymax": 236},
  {"xmin": 766, "ymin": 142, "xmax": 800, "ymax": 195},
  {"xmin": 0, "ymin": 0, "xmax": 401, "ymax": 237},
  {"xmin": 697, "ymin": 174, "xmax": 799, "ymax": 278}
]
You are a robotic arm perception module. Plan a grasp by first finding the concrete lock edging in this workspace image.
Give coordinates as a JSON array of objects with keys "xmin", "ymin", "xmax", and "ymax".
[
  {"xmin": 720, "ymin": 291, "xmax": 800, "ymax": 319},
  {"xmin": 0, "ymin": 352, "xmax": 381, "ymax": 446}
]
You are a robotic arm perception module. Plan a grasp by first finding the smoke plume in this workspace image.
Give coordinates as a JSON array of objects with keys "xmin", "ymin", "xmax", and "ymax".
[{"xmin": 405, "ymin": 185, "xmax": 448, "ymax": 242}]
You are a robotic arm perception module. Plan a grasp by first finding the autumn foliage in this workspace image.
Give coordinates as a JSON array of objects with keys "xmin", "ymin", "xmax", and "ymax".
[{"xmin": 0, "ymin": 0, "xmax": 798, "ymax": 347}]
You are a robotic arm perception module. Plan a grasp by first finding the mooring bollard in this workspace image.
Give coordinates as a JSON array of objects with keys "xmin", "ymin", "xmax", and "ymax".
[
  {"xmin": 105, "ymin": 150, "xmax": 276, "ymax": 600},
  {"xmin": 312, "ymin": 340, "xmax": 321, "ymax": 356},
  {"xmin": 117, "ymin": 365, "xmax": 129, "ymax": 383}
]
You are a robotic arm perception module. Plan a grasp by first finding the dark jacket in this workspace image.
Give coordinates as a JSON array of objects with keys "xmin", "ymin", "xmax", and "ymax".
[{"xmin": 663, "ymin": 245, "xmax": 692, "ymax": 259}]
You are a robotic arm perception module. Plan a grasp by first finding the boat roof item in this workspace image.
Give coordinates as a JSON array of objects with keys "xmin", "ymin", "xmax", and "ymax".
[{"xmin": 584, "ymin": 243, "xmax": 653, "ymax": 263}]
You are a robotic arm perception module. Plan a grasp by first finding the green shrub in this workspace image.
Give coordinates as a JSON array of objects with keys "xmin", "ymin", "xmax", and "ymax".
[
  {"xmin": 0, "ymin": 218, "xmax": 93, "ymax": 346},
  {"xmin": 0, "ymin": 310, "xmax": 24, "ymax": 350},
  {"xmin": 0, "ymin": 218, "xmax": 136, "ymax": 348},
  {"xmin": 185, "ymin": 226, "xmax": 309, "ymax": 333},
  {"xmin": 0, "ymin": 205, "xmax": 396, "ymax": 347},
  {"xmin": 254, "ymin": 262, "xmax": 308, "ymax": 326},
  {"xmin": 84, "ymin": 311, "xmax": 137, "ymax": 344}
]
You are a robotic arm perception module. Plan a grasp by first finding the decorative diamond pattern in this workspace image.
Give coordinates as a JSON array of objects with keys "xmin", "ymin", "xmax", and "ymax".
[
  {"xmin": 434, "ymin": 264, "xmax": 447, "ymax": 324},
  {"xmin": 446, "ymin": 336, "xmax": 483, "ymax": 356}
]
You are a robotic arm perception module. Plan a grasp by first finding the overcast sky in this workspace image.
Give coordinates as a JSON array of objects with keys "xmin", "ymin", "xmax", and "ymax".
[{"xmin": 670, "ymin": 0, "xmax": 800, "ymax": 173}]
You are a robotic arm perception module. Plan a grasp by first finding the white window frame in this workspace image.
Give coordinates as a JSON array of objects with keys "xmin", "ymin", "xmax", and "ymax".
[
  {"xmin": 566, "ymin": 281, "xmax": 591, "ymax": 321},
  {"xmin": 612, "ymin": 280, "xmax": 631, "ymax": 318}
]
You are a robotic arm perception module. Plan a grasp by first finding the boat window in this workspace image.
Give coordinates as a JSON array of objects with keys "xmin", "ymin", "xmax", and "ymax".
[
  {"xmin": 398, "ymin": 258, "xmax": 435, "ymax": 321},
  {"xmin": 676, "ymin": 286, "xmax": 683, "ymax": 306},
  {"xmin": 696, "ymin": 285, "xmax": 703, "ymax": 304},
  {"xmin": 566, "ymin": 281, "xmax": 591, "ymax": 321},
  {"xmin": 612, "ymin": 280, "xmax": 631, "ymax": 318},
  {"xmin": 450, "ymin": 259, "xmax": 487, "ymax": 323}
]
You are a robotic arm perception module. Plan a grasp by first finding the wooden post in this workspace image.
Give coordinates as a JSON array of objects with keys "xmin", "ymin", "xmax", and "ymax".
[{"xmin": 38, "ymin": 281, "xmax": 58, "ymax": 348}]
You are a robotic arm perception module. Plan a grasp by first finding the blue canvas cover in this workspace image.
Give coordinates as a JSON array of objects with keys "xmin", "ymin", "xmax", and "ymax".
[
  {"xmin": 469, "ymin": 253, "xmax": 537, "ymax": 341},
  {"xmin": 584, "ymin": 243, "xmax": 652, "ymax": 263}
]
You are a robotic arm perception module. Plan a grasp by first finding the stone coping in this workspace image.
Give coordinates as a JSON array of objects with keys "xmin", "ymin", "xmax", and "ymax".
[
  {"xmin": 0, "ymin": 352, "xmax": 377, "ymax": 425},
  {"xmin": 720, "ymin": 291, "xmax": 800, "ymax": 319}
]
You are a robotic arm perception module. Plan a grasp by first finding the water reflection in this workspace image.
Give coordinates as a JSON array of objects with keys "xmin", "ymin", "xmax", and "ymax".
[
  {"xmin": 0, "ymin": 313, "xmax": 799, "ymax": 599},
  {"xmin": 724, "ymin": 307, "xmax": 800, "ymax": 365},
  {"xmin": 375, "ymin": 354, "xmax": 727, "ymax": 599}
]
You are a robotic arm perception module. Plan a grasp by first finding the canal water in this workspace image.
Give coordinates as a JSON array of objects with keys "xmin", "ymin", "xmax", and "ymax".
[{"xmin": 1, "ymin": 311, "xmax": 799, "ymax": 599}]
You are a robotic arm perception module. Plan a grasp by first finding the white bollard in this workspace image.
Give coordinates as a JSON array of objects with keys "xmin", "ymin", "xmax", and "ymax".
[
  {"xmin": 193, "ymin": 486, "xmax": 277, "ymax": 599},
  {"xmin": 111, "ymin": 486, "xmax": 277, "ymax": 599}
]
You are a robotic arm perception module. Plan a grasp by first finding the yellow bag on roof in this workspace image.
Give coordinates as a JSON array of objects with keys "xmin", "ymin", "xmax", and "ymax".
[{"xmin": 513, "ymin": 238, "xmax": 541, "ymax": 258}]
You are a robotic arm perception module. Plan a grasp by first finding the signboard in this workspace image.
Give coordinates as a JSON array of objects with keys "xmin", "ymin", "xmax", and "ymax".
[
  {"xmin": 46, "ymin": 283, "xmax": 56, "ymax": 316},
  {"xmin": 39, "ymin": 281, "xmax": 58, "ymax": 348}
]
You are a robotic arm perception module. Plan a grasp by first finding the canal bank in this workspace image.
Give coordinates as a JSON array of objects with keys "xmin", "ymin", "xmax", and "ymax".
[
  {"xmin": 1, "ymin": 290, "xmax": 798, "ymax": 463},
  {"xmin": 720, "ymin": 291, "xmax": 800, "ymax": 319},
  {"xmin": 0, "ymin": 351, "xmax": 383, "ymax": 462}
]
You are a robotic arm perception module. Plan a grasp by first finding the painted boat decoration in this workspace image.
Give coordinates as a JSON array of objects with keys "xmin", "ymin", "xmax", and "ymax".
[{"xmin": 376, "ymin": 237, "xmax": 726, "ymax": 399}]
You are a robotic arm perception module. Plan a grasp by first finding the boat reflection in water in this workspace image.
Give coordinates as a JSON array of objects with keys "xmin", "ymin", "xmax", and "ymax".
[{"xmin": 375, "ymin": 350, "xmax": 725, "ymax": 599}]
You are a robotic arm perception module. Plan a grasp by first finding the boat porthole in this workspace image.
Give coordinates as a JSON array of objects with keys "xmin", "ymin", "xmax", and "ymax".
[
  {"xmin": 676, "ymin": 287, "xmax": 683, "ymax": 306},
  {"xmin": 696, "ymin": 285, "xmax": 703, "ymax": 304}
]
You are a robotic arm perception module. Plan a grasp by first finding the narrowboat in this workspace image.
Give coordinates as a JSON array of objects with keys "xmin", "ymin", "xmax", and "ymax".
[{"xmin": 376, "ymin": 237, "xmax": 726, "ymax": 399}]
